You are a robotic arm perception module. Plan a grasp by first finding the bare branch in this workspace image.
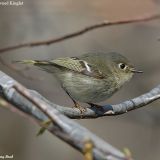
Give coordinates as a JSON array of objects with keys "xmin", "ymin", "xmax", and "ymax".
[
  {"xmin": 24, "ymin": 86, "xmax": 160, "ymax": 119},
  {"xmin": 36, "ymin": 84, "xmax": 160, "ymax": 118},
  {"xmin": 0, "ymin": 13, "xmax": 159, "ymax": 53},
  {"xmin": 0, "ymin": 70, "xmax": 160, "ymax": 120},
  {"xmin": 0, "ymin": 70, "xmax": 127, "ymax": 160}
]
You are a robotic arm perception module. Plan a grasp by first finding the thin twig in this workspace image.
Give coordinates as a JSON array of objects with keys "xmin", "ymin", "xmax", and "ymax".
[{"xmin": 0, "ymin": 13, "xmax": 159, "ymax": 53}]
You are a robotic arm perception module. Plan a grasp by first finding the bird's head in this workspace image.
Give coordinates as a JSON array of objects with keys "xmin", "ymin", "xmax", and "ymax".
[{"xmin": 106, "ymin": 52, "xmax": 143, "ymax": 87}]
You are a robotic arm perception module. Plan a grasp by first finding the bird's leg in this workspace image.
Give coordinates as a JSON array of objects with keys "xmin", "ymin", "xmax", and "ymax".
[
  {"xmin": 64, "ymin": 89, "xmax": 86, "ymax": 114},
  {"xmin": 72, "ymin": 99, "xmax": 87, "ymax": 114}
]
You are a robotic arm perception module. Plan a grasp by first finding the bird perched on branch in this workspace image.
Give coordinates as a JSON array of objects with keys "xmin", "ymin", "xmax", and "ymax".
[{"xmin": 17, "ymin": 52, "xmax": 142, "ymax": 113}]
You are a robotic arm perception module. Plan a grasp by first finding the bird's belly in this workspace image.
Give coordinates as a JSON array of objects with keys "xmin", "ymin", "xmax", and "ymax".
[{"xmin": 59, "ymin": 72, "xmax": 116, "ymax": 103}]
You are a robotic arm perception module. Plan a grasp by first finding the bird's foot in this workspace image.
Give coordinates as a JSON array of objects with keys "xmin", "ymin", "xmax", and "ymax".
[{"xmin": 73, "ymin": 102, "xmax": 87, "ymax": 117}]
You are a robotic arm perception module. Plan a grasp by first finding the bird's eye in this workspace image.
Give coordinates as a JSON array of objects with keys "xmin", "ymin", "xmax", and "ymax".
[{"xmin": 118, "ymin": 63, "xmax": 126, "ymax": 70}]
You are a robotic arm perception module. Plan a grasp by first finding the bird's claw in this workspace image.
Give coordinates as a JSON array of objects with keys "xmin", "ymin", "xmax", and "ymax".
[{"xmin": 73, "ymin": 102, "xmax": 87, "ymax": 117}]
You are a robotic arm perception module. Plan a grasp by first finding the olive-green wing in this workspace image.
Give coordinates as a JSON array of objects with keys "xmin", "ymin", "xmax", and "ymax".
[
  {"xmin": 51, "ymin": 57, "xmax": 105, "ymax": 79},
  {"xmin": 17, "ymin": 57, "xmax": 105, "ymax": 79},
  {"xmin": 51, "ymin": 57, "xmax": 85, "ymax": 72}
]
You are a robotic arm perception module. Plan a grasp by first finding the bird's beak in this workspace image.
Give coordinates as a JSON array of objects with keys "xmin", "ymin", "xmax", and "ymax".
[{"xmin": 130, "ymin": 68, "xmax": 143, "ymax": 73}]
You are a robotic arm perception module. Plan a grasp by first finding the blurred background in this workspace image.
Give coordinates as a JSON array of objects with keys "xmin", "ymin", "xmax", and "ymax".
[{"xmin": 0, "ymin": 0, "xmax": 160, "ymax": 159}]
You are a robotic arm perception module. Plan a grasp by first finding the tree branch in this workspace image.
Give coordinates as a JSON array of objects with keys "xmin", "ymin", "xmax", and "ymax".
[
  {"xmin": 0, "ymin": 70, "xmax": 127, "ymax": 160},
  {"xmin": 0, "ymin": 13, "xmax": 159, "ymax": 53},
  {"xmin": 0, "ymin": 68, "xmax": 159, "ymax": 159},
  {"xmin": 0, "ymin": 71, "xmax": 160, "ymax": 120}
]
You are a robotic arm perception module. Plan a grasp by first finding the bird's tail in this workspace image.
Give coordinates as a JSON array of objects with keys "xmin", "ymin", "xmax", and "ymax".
[
  {"xmin": 14, "ymin": 60, "xmax": 58, "ymax": 73},
  {"xmin": 13, "ymin": 60, "xmax": 50, "ymax": 65}
]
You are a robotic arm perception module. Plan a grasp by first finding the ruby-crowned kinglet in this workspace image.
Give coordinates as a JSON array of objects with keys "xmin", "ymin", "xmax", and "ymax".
[{"xmin": 17, "ymin": 52, "xmax": 142, "ymax": 112}]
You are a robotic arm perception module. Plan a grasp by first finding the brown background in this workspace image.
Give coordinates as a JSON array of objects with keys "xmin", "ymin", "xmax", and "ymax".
[{"xmin": 0, "ymin": 0, "xmax": 160, "ymax": 160}]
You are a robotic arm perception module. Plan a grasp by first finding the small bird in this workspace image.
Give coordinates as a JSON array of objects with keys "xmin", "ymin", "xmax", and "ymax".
[{"xmin": 17, "ymin": 52, "xmax": 142, "ymax": 113}]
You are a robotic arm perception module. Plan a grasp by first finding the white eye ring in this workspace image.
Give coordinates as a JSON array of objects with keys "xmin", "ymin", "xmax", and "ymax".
[{"xmin": 118, "ymin": 63, "xmax": 126, "ymax": 70}]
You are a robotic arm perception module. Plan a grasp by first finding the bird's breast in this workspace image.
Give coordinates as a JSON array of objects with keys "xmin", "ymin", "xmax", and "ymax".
[{"xmin": 57, "ymin": 71, "xmax": 119, "ymax": 103}]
